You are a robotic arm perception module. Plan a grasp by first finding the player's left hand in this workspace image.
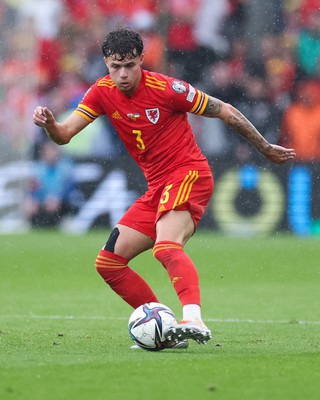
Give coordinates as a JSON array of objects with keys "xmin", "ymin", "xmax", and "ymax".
[{"xmin": 262, "ymin": 144, "xmax": 296, "ymax": 164}]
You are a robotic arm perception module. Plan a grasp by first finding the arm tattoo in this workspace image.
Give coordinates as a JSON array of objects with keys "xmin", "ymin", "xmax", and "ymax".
[
  {"xmin": 202, "ymin": 95, "xmax": 270, "ymax": 153},
  {"xmin": 202, "ymin": 96, "xmax": 222, "ymax": 117},
  {"xmin": 227, "ymin": 108, "xmax": 270, "ymax": 152}
]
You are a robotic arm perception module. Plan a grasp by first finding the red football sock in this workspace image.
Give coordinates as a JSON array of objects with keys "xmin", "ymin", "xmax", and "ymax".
[
  {"xmin": 95, "ymin": 249, "xmax": 159, "ymax": 309},
  {"xmin": 153, "ymin": 241, "xmax": 201, "ymax": 306}
]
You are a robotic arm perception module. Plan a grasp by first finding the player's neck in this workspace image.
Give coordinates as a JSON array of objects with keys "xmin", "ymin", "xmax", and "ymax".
[{"xmin": 124, "ymin": 69, "xmax": 142, "ymax": 98}]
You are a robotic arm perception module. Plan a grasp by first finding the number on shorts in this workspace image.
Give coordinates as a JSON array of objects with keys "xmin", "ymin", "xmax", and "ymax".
[{"xmin": 160, "ymin": 184, "xmax": 173, "ymax": 204}]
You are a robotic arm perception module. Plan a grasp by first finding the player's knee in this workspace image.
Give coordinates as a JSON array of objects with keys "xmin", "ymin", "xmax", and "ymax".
[
  {"xmin": 103, "ymin": 227, "xmax": 120, "ymax": 252},
  {"xmin": 95, "ymin": 228, "xmax": 121, "ymax": 280}
]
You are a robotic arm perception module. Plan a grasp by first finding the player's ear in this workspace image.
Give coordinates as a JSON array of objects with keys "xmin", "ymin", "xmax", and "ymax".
[
  {"xmin": 103, "ymin": 57, "xmax": 110, "ymax": 72},
  {"xmin": 139, "ymin": 52, "xmax": 145, "ymax": 65}
]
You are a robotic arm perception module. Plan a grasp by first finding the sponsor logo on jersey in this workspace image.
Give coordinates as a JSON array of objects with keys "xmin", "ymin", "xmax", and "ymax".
[
  {"xmin": 112, "ymin": 110, "xmax": 122, "ymax": 119},
  {"xmin": 145, "ymin": 108, "xmax": 160, "ymax": 124},
  {"xmin": 127, "ymin": 113, "xmax": 140, "ymax": 121},
  {"xmin": 171, "ymin": 81, "xmax": 187, "ymax": 94},
  {"xmin": 187, "ymin": 84, "xmax": 196, "ymax": 102}
]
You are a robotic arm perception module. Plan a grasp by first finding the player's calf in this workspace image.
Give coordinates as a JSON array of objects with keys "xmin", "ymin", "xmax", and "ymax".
[{"xmin": 95, "ymin": 249, "xmax": 158, "ymax": 308}]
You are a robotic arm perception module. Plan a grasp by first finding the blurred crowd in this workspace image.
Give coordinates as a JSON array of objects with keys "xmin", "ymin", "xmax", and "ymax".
[{"xmin": 1, "ymin": 0, "xmax": 320, "ymax": 164}]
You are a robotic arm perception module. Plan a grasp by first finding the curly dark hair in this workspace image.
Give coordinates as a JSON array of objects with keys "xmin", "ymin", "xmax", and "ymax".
[{"xmin": 101, "ymin": 28, "xmax": 144, "ymax": 61}]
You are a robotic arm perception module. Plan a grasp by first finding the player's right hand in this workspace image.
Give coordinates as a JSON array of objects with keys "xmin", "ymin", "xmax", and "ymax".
[
  {"xmin": 263, "ymin": 144, "xmax": 296, "ymax": 164},
  {"xmin": 33, "ymin": 106, "xmax": 55, "ymax": 127}
]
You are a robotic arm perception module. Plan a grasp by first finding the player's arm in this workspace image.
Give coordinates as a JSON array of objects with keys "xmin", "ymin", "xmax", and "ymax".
[
  {"xmin": 202, "ymin": 95, "xmax": 296, "ymax": 164},
  {"xmin": 33, "ymin": 106, "xmax": 90, "ymax": 145}
]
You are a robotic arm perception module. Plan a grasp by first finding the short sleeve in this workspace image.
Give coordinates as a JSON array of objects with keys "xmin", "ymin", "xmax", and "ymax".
[
  {"xmin": 167, "ymin": 79, "xmax": 208, "ymax": 116},
  {"xmin": 74, "ymin": 84, "xmax": 105, "ymax": 122}
]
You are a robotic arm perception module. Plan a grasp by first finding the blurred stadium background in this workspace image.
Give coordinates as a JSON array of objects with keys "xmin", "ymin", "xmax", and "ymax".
[{"xmin": 1, "ymin": 0, "xmax": 320, "ymax": 236}]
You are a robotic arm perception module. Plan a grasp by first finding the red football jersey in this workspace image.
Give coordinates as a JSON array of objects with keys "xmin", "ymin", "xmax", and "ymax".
[{"xmin": 75, "ymin": 69, "xmax": 209, "ymax": 185}]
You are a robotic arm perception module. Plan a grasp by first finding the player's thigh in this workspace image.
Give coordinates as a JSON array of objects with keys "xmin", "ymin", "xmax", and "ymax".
[
  {"xmin": 113, "ymin": 223, "xmax": 154, "ymax": 260},
  {"xmin": 111, "ymin": 198, "xmax": 157, "ymax": 260},
  {"xmin": 156, "ymin": 210, "xmax": 194, "ymax": 245},
  {"xmin": 155, "ymin": 168, "xmax": 213, "ymax": 244},
  {"xmin": 118, "ymin": 196, "xmax": 158, "ymax": 240}
]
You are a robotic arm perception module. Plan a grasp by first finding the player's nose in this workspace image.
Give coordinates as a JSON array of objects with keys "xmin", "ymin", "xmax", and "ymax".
[{"xmin": 119, "ymin": 67, "xmax": 128, "ymax": 78}]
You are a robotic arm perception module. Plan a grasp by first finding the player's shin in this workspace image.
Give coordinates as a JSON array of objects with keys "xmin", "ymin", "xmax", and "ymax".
[
  {"xmin": 95, "ymin": 249, "xmax": 158, "ymax": 308},
  {"xmin": 153, "ymin": 241, "xmax": 201, "ymax": 307}
]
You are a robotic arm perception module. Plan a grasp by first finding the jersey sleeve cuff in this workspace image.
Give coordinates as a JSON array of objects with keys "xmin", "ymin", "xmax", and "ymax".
[
  {"xmin": 189, "ymin": 91, "xmax": 208, "ymax": 115},
  {"xmin": 74, "ymin": 104, "xmax": 100, "ymax": 122}
]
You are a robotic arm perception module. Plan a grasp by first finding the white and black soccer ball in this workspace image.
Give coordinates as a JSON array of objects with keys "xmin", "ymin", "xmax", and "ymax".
[{"xmin": 128, "ymin": 302, "xmax": 177, "ymax": 351}]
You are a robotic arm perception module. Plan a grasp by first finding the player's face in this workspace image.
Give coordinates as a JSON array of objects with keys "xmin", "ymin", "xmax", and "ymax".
[{"xmin": 105, "ymin": 53, "xmax": 144, "ymax": 97}]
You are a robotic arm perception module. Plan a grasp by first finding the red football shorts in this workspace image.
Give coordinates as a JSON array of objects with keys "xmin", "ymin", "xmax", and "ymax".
[{"xmin": 118, "ymin": 167, "xmax": 214, "ymax": 240}]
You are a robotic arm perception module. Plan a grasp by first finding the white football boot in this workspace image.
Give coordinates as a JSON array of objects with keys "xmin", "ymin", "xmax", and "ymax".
[{"xmin": 165, "ymin": 320, "xmax": 212, "ymax": 345}]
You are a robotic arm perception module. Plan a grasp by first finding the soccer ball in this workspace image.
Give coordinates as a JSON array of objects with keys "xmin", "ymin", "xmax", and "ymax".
[{"xmin": 128, "ymin": 302, "xmax": 177, "ymax": 351}]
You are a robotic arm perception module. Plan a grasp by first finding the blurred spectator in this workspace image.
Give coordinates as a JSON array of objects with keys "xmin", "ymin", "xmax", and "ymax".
[
  {"xmin": 17, "ymin": 0, "xmax": 64, "ymax": 86},
  {"xmin": 299, "ymin": 0, "xmax": 320, "ymax": 27},
  {"xmin": 296, "ymin": 8, "xmax": 320, "ymax": 78},
  {"xmin": 241, "ymin": 0, "xmax": 285, "ymax": 67},
  {"xmin": 24, "ymin": 141, "xmax": 76, "ymax": 227},
  {"xmin": 0, "ymin": 16, "xmax": 41, "ymax": 159},
  {"xmin": 232, "ymin": 74, "xmax": 283, "ymax": 162},
  {"xmin": 0, "ymin": 1, "xmax": 16, "ymax": 59},
  {"xmin": 17, "ymin": 0, "xmax": 63, "ymax": 39},
  {"xmin": 279, "ymin": 80, "xmax": 320, "ymax": 161},
  {"xmin": 262, "ymin": 34, "xmax": 297, "ymax": 110},
  {"xmin": 194, "ymin": 0, "xmax": 230, "ymax": 62},
  {"xmin": 166, "ymin": 0, "xmax": 200, "ymax": 81},
  {"xmin": 228, "ymin": 36, "xmax": 249, "ymax": 83},
  {"xmin": 190, "ymin": 59, "xmax": 243, "ymax": 157},
  {"xmin": 129, "ymin": 9, "xmax": 167, "ymax": 73},
  {"xmin": 222, "ymin": 0, "xmax": 246, "ymax": 40},
  {"xmin": 199, "ymin": 59, "xmax": 244, "ymax": 104}
]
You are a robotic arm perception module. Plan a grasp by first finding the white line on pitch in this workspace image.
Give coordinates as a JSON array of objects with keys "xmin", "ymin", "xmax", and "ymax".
[
  {"xmin": 207, "ymin": 318, "xmax": 320, "ymax": 325},
  {"xmin": 1, "ymin": 314, "xmax": 320, "ymax": 325}
]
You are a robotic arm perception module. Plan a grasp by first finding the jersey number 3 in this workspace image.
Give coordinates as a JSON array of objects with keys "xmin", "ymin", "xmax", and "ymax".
[{"xmin": 132, "ymin": 129, "xmax": 146, "ymax": 151}]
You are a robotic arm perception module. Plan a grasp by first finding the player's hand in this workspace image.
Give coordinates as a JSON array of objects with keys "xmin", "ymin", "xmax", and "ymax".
[
  {"xmin": 262, "ymin": 144, "xmax": 296, "ymax": 164},
  {"xmin": 33, "ymin": 106, "xmax": 55, "ymax": 128}
]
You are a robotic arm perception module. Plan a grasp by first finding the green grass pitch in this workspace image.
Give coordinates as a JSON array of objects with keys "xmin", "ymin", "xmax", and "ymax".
[{"xmin": 1, "ymin": 230, "xmax": 319, "ymax": 400}]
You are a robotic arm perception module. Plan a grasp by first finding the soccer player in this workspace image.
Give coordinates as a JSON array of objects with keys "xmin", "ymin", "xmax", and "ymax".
[{"xmin": 33, "ymin": 28, "xmax": 295, "ymax": 348}]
